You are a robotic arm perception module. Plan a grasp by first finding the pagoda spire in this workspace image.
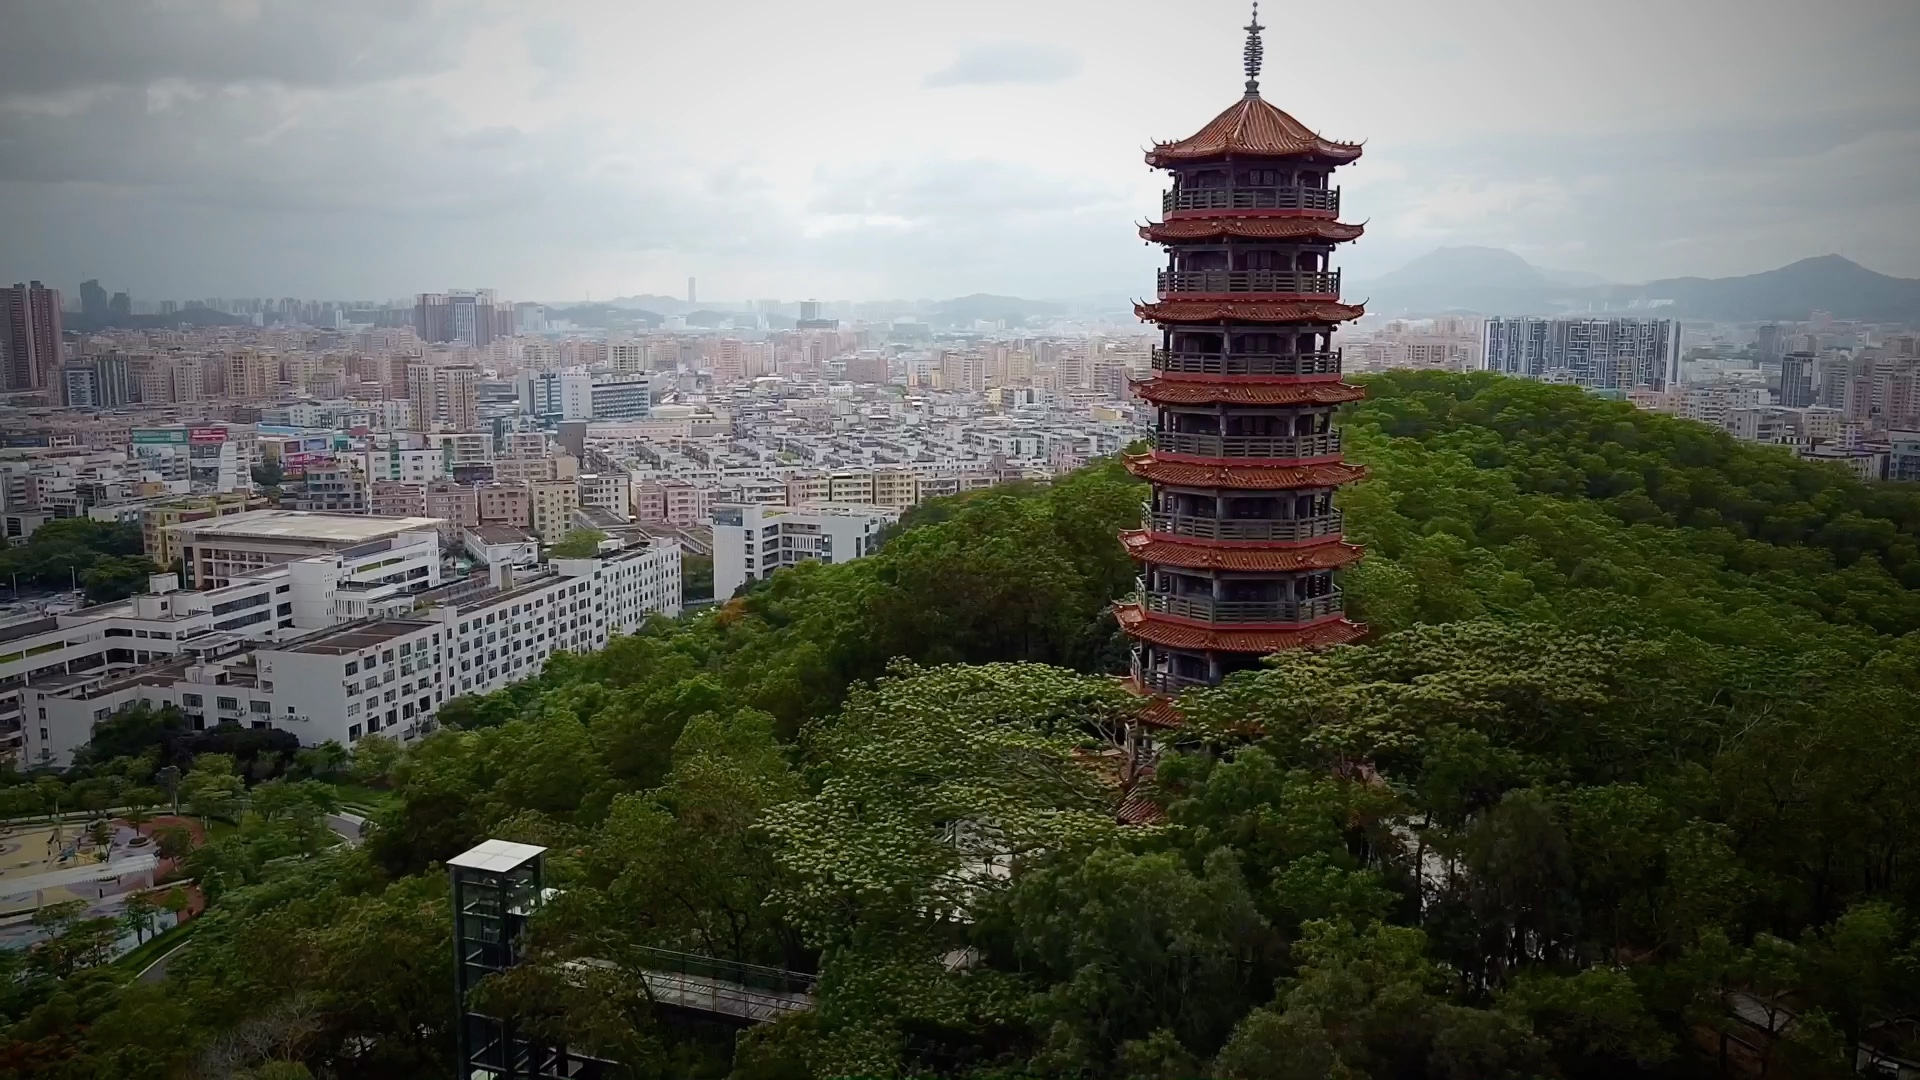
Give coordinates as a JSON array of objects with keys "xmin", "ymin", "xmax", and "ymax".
[{"xmin": 1243, "ymin": 2, "xmax": 1265, "ymax": 96}]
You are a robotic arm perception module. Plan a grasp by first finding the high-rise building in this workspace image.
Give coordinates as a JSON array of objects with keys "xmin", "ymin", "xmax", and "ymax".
[
  {"xmin": 224, "ymin": 350, "xmax": 278, "ymax": 400},
  {"xmin": 1484, "ymin": 316, "xmax": 1678, "ymax": 390},
  {"xmin": 409, "ymin": 364, "xmax": 482, "ymax": 431},
  {"xmin": 62, "ymin": 364, "xmax": 99, "ymax": 408},
  {"xmin": 687, "ymin": 277, "xmax": 697, "ymax": 306},
  {"xmin": 415, "ymin": 289, "xmax": 499, "ymax": 347},
  {"xmin": 1756, "ymin": 324, "xmax": 1784, "ymax": 367},
  {"xmin": 1117, "ymin": 10, "xmax": 1369, "ymax": 693},
  {"xmin": 1779, "ymin": 351, "xmax": 1817, "ymax": 408},
  {"xmin": 79, "ymin": 280, "xmax": 107, "ymax": 326},
  {"xmin": 1, "ymin": 281, "xmax": 63, "ymax": 391}
]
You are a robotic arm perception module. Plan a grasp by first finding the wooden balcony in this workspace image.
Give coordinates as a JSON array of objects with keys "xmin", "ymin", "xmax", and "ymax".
[
  {"xmin": 1140, "ymin": 587, "xmax": 1344, "ymax": 624},
  {"xmin": 1158, "ymin": 269, "xmax": 1341, "ymax": 297},
  {"xmin": 1132, "ymin": 665, "xmax": 1213, "ymax": 693},
  {"xmin": 1145, "ymin": 508, "xmax": 1343, "ymax": 542},
  {"xmin": 1152, "ymin": 348, "xmax": 1342, "ymax": 377},
  {"xmin": 1163, "ymin": 186, "xmax": 1340, "ymax": 215},
  {"xmin": 1146, "ymin": 430, "xmax": 1342, "ymax": 459}
]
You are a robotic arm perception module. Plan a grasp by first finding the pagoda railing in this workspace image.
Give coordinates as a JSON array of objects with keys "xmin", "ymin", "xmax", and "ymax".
[
  {"xmin": 1140, "ymin": 587, "xmax": 1344, "ymax": 624},
  {"xmin": 1152, "ymin": 348, "xmax": 1342, "ymax": 377},
  {"xmin": 1163, "ymin": 186, "xmax": 1340, "ymax": 215},
  {"xmin": 1158, "ymin": 269, "xmax": 1341, "ymax": 297},
  {"xmin": 1132, "ymin": 665, "xmax": 1213, "ymax": 694},
  {"xmin": 1147, "ymin": 430, "xmax": 1342, "ymax": 459},
  {"xmin": 1145, "ymin": 508, "xmax": 1343, "ymax": 542}
]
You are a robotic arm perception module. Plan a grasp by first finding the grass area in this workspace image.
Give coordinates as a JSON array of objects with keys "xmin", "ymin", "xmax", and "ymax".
[
  {"xmin": 113, "ymin": 918, "xmax": 199, "ymax": 976},
  {"xmin": 201, "ymin": 817, "xmax": 240, "ymax": 841},
  {"xmin": 324, "ymin": 782, "xmax": 397, "ymax": 816}
]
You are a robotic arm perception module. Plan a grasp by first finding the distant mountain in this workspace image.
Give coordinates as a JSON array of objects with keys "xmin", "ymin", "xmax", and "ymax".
[
  {"xmin": 1598, "ymin": 255, "xmax": 1920, "ymax": 322},
  {"xmin": 928, "ymin": 293, "xmax": 1067, "ymax": 328},
  {"xmin": 68, "ymin": 305, "xmax": 252, "ymax": 332},
  {"xmin": 1354, "ymin": 247, "xmax": 1589, "ymax": 316},
  {"xmin": 1536, "ymin": 266, "xmax": 1611, "ymax": 288},
  {"xmin": 1356, "ymin": 249, "xmax": 1920, "ymax": 322},
  {"xmin": 604, "ymin": 294, "xmax": 691, "ymax": 315}
]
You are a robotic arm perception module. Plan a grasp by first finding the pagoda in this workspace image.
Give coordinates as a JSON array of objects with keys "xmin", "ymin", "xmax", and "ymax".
[{"xmin": 1117, "ymin": 4, "xmax": 1369, "ymax": 693}]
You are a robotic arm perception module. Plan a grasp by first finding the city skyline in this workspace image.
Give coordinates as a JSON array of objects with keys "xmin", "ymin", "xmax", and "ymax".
[{"xmin": 2, "ymin": 0, "xmax": 1917, "ymax": 302}]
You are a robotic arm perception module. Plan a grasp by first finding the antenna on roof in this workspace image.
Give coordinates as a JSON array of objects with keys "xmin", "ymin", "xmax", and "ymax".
[{"xmin": 1243, "ymin": 2, "xmax": 1265, "ymax": 96}]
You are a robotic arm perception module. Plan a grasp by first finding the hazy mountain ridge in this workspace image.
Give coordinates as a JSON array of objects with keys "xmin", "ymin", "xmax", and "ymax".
[{"xmin": 1358, "ymin": 248, "xmax": 1920, "ymax": 321}]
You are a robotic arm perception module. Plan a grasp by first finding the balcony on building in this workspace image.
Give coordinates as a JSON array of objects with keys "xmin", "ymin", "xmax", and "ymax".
[
  {"xmin": 1146, "ymin": 429, "xmax": 1341, "ymax": 459},
  {"xmin": 1131, "ymin": 652, "xmax": 1214, "ymax": 693},
  {"xmin": 1152, "ymin": 346, "xmax": 1341, "ymax": 378},
  {"xmin": 1144, "ymin": 501, "xmax": 1343, "ymax": 542},
  {"xmin": 1137, "ymin": 571, "xmax": 1343, "ymax": 625},
  {"xmin": 1162, "ymin": 185, "xmax": 1340, "ymax": 217},
  {"xmin": 1148, "ymin": 407, "xmax": 1341, "ymax": 460},
  {"xmin": 1157, "ymin": 268, "xmax": 1341, "ymax": 298}
]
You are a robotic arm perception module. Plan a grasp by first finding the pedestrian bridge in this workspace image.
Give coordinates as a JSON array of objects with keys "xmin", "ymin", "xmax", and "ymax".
[{"xmin": 571, "ymin": 948, "xmax": 817, "ymax": 1025}]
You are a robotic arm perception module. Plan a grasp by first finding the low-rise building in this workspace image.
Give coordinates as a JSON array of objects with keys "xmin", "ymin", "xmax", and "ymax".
[
  {"xmin": 22, "ymin": 536, "xmax": 681, "ymax": 764},
  {"xmin": 165, "ymin": 509, "xmax": 442, "ymax": 590},
  {"xmin": 712, "ymin": 502, "xmax": 898, "ymax": 599}
]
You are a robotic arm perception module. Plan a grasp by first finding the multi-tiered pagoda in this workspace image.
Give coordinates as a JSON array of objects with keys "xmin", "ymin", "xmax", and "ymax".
[{"xmin": 1118, "ymin": 5, "xmax": 1369, "ymax": 693}]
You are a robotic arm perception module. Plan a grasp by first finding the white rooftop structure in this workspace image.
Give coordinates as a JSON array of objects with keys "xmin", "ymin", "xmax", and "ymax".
[
  {"xmin": 447, "ymin": 838, "xmax": 547, "ymax": 872},
  {"xmin": 166, "ymin": 509, "xmax": 443, "ymax": 543}
]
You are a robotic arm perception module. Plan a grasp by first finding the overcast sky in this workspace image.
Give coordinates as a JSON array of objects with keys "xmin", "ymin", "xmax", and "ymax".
[{"xmin": 1, "ymin": 0, "xmax": 1915, "ymax": 303}]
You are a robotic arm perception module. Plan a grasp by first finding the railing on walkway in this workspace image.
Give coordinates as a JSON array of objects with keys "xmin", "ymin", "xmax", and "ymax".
[{"xmin": 1163, "ymin": 186, "xmax": 1340, "ymax": 215}]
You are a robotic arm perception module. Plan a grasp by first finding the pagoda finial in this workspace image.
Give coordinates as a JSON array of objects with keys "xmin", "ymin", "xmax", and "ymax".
[{"xmin": 1243, "ymin": 3, "xmax": 1265, "ymax": 95}]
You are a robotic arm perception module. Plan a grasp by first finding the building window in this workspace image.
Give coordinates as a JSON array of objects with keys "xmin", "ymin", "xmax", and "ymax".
[
  {"xmin": 349, "ymin": 723, "xmax": 362, "ymax": 741},
  {"xmin": 345, "ymin": 661, "xmax": 357, "ymax": 675},
  {"xmin": 217, "ymin": 696, "xmax": 237, "ymax": 710},
  {"xmin": 182, "ymin": 693, "xmax": 202, "ymax": 706},
  {"xmin": 249, "ymin": 700, "xmax": 270, "ymax": 713}
]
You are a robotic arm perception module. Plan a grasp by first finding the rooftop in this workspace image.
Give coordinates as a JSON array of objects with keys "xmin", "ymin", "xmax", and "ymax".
[
  {"xmin": 163, "ymin": 509, "xmax": 444, "ymax": 544},
  {"xmin": 466, "ymin": 524, "xmax": 537, "ymax": 545},
  {"xmin": 276, "ymin": 619, "xmax": 437, "ymax": 656},
  {"xmin": 448, "ymin": 838, "xmax": 546, "ymax": 872}
]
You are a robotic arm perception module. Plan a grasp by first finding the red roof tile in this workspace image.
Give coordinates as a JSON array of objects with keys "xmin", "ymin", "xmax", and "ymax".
[
  {"xmin": 1115, "ymin": 603, "xmax": 1369, "ymax": 652},
  {"xmin": 1122, "ymin": 531, "xmax": 1364, "ymax": 571},
  {"xmin": 1132, "ymin": 379, "xmax": 1367, "ymax": 406},
  {"xmin": 1135, "ymin": 299, "xmax": 1364, "ymax": 325},
  {"xmin": 1141, "ymin": 218, "xmax": 1365, "ymax": 243},
  {"xmin": 1132, "ymin": 695, "xmax": 1186, "ymax": 729},
  {"xmin": 1123, "ymin": 453, "xmax": 1367, "ymax": 490},
  {"xmin": 1116, "ymin": 787, "xmax": 1168, "ymax": 826},
  {"xmin": 1147, "ymin": 94, "xmax": 1362, "ymax": 166}
]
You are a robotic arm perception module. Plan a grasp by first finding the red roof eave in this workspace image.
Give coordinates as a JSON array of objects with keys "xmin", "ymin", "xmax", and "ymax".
[
  {"xmin": 1131, "ymin": 378, "xmax": 1367, "ymax": 406},
  {"xmin": 1123, "ymin": 453, "xmax": 1369, "ymax": 490},
  {"xmin": 1140, "ymin": 218, "xmax": 1366, "ymax": 243},
  {"xmin": 1115, "ymin": 602, "xmax": 1370, "ymax": 651},
  {"xmin": 1136, "ymin": 299, "xmax": 1365, "ymax": 325}
]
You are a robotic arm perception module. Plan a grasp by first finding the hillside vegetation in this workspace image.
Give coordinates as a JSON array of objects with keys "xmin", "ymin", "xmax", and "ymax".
[{"xmin": 8, "ymin": 372, "xmax": 1920, "ymax": 1080}]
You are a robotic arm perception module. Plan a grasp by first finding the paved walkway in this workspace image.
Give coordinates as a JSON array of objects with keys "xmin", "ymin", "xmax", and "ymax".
[{"xmin": 640, "ymin": 969, "xmax": 814, "ymax": 1024}]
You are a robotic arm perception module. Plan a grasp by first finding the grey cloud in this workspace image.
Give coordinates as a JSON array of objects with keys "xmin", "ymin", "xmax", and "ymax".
[
  {"xmin": 924, "ymin": 42, "xmax": 1083, "ymax": 88},
  {"xmin": 1343, "ymin": 103, "xmax": 1920, "ymax": 281},
  {"xmin": 808, "ymin": 158, "xmax": 1131, "ymax": 221},
  {"xmin": 0, "ymin": 0, "xmax": 489, "ymax": 98}
]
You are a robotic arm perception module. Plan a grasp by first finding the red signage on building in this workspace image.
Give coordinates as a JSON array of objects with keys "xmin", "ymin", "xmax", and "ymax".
[{"xmin": 189, "ymin": 427, "xmax": 227, "ymax": 443}]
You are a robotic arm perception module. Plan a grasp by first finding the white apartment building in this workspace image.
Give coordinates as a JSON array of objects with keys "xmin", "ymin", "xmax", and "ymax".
[
  {"xmin": 22, "ymin": 538, "xmax": 682, "ymax": 766},
  {"xmin": 166, "ymin": 510, "xmax": 443, "ymax": 590},
  {"xmin": 360, "ymin": 445, "xmax": 449, "ymax": 485},
  {"xmin": 577, "ymin": 473, "xmax": 630, "ymax": 520},
  {"xmin": 712, "ymin": 503, "xmax": 899, "ymax": 599}
]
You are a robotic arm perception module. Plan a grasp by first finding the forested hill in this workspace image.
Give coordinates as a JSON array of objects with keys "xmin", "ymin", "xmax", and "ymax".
[{"xmin": 12, "ymin": 373, "xmax": 1920, "ymax": 1079}]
